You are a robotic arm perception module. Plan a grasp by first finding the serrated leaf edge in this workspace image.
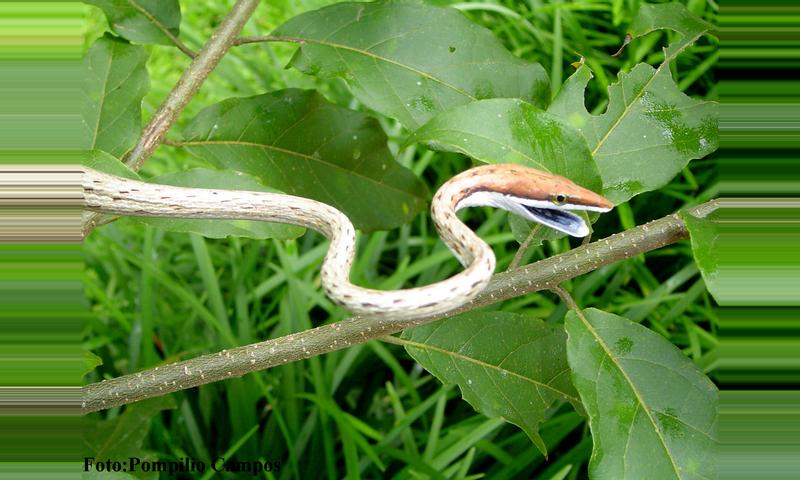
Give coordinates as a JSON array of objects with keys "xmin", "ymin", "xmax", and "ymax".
[
  {"xmin": 569, "ymin": 309, "xmax": 689, "ymax": 478},
  {"xmin": 588, "ymin": 30, "xmax": 709, "ymax": 161}
]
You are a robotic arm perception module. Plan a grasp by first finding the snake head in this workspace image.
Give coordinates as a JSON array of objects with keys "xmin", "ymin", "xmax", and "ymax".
[{"xmin": 453, "ymin": 164, "xmax": 614, "ymax": 237}]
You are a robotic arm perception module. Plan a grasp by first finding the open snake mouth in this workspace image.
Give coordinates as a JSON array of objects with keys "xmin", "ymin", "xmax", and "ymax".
[
  {"xmin": 522, "ymin": 204, "xmax": 588, "ymax": 237},
  {"xmin": 454, "ymin": 190, "xmax": 608, "ymax": 238}
]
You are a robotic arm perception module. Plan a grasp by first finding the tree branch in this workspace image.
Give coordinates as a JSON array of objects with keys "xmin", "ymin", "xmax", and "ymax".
[
  {"xmin": 124, "ymin": 0, "xmax": 261, "ymax": 171},
  {"xmin": 82, "ymin": 0, "xmax": 262, "ymax": 237},
  {"xmin": 84, "ymin": 205, "xmax": 710, "ymax": 413}
]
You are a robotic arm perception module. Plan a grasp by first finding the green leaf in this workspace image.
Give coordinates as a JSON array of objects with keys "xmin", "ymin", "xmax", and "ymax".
[
  {"xmin": 274, "ymin": 1, "xmax": 549, "ymax": 130},
  {"xmin": 401, "ymin": 311, "xmax": 580, "ymax": 454},
  {"xmin": 85, "ymin": 0, "xmax": 182, "ymax": 46},
  {"xmin": 409, "ymin": 99, "xmax": 600, "ymax": 189},
  {"xmin": 679, "ymin": 209, "xmax": 720, "ymax": 303},
  {"xmin": 629, "ymin": 3, "xmax": 716, "ymax": 59},
  {"xmin": 84, "ymin": 151, "xmax": 304, "ymax": 239},
  {"xmin": 84, "ymin": 396, "xmax": 176, "ymax": 480},
  {"xmin": 548, "ymin": 3, "xmax": 716, "ymax": 205},
  {"xmin": 83, "ymin": 396, "xmax": 175, "ymax": 480},
  {"xmin": 82, "ymin": 350, "xmax": 103, "ymax": 376},
  {"xmin": 181, "ymin": 89, "xmax": 427, "ymax": 232},
  {"xmin": 142, "ymin": 169, "xmax": 305, "ymax": 240},
  {"xmin": 409, "ymin": 98, "xmax": 600, "ymax": 244},
  {"xmin": 565, "ymin": 308, "xmax": 717, "ymax": 479},
  {"xmin": 84, "ymin": 149, "xmax": 140, "ymax": 180},
  {"xmin": 82, "ymin": 34, "xmax": 149, "ymax": 158}
]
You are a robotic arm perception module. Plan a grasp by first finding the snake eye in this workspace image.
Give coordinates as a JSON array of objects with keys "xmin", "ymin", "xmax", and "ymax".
[{"xmin": 551, "ymin": 193, "xmax": 568, "ymax": 206}]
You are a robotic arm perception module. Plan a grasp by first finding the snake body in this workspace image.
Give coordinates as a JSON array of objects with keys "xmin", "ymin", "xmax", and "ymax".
[{"xmin": 83, "ymin": 164, "xmax": 612, "ymax": 320}]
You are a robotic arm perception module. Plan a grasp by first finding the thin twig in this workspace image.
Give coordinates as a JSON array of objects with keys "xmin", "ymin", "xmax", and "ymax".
[
  {"xmin": 124, "ymin": 0, "xmax": 261, "ymax": 171},
  {"xmin": 82, "ymin": 0, "xmax": 262, "ymax": 236},
  {"xmin": 83, "ymin": 206, "xmax": 708, "ymax": 413},
  {"xmin": 581, "ymin": 228, "xmax": 593, "ymax": 246},
  {"xmin": 508, "ymin": 223, "xmax": 542, "ymax": 270}
]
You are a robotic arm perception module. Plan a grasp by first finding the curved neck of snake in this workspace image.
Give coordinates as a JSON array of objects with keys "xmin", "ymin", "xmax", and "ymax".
[
  {"xmin": 83, "ymin": 168, "xmax": 495, "ymax": 321},
  {"xmin": 430, "ymin": 178, "xmax": 492, "ymax": 268}
]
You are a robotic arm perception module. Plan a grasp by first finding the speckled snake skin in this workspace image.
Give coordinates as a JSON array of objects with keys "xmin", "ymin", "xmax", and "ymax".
[
  {"xmin": 83, "ymin": 163, "xmax": 613, "ymax": 320},
  {"xmin": 82, "ymin": 167, "xmax": 495, "ymax": 320}
]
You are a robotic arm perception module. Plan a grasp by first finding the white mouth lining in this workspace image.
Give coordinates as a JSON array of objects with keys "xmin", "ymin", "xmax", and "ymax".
[{"xmin": 457, "ymin": 191, "xmax": 611, "ymax": 237}]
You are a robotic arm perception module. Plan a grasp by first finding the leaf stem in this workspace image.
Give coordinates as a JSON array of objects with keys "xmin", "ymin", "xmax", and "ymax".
[
  {"xmin": 128, "ymin": 0, "xmax": 197, "ymax": 58},
  {"xmin": 551, "ymin": 284, "xmax": 580, "ymax": 312},
  {"xmin": 124, "ymin": 0, "xmax": 261, "ymax": 171},
  {"xmin": 83, "ymin": 205, "xmax": 709, "ymax": 413},
  {"xmin": 508, "ymin": 223, "xmax": 542, "ymax": 270},
  {"xmin": 232, "ymin": 35, "xmax": 306, "ymax": 46}
]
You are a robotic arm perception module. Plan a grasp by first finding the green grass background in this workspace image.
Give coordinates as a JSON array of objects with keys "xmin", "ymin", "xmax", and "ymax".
[
  {"xmin": 78, "ymin": 1, "xmax": 725, "ymax": 478},
  {"xmin": 21, "ymin": 0, "xmax": 800, "ymax": 478}
]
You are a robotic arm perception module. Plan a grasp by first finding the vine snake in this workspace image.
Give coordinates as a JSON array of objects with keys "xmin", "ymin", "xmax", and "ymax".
[{"xmin": 83, "ymin": 164, "xmax": 613, "ymax": 320}]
